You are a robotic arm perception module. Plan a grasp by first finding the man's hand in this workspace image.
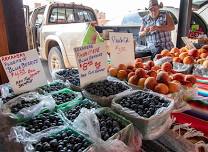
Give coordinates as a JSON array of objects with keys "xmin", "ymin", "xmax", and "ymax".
[
  {"xmin": 149, "ymin": 26, "xmax": 160, "ymax": 32},
  {"xmin": 144, "ymin": 27, "xmax": 150, "ymax": 33}
]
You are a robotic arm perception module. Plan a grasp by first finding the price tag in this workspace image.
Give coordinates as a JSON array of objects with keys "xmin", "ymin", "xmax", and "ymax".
[
  {"xmin": 74, "ymin": 43, "xmax": 107, "ymax": 87},
  {"xmin": 181, "ymin": 37, "xmax": 196, "ymax": 50},
  {"xmin": 0, "ymin": 50, "xmax": 47, "ymax": 94},
  {"xmin": 109, "ymin": 32, "xmax": 135, "ymax": 67}
]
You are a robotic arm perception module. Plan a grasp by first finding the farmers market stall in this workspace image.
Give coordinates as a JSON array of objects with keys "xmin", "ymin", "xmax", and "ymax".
[{"xmin": 0, "ymin": 30, "xmax": 208, "ymax": 152}]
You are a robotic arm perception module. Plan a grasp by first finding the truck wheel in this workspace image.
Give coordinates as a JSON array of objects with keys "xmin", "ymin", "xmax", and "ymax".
[{"xmin": 48, "ymin": 47, "xmax": 65, "ymax": 73}]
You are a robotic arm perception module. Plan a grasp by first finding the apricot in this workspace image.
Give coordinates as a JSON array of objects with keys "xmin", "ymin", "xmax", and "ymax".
[
  {"xmin": 185, "ymin": 75, "xmax": 196, "ymax": 84},
  {"xmin": 203, "ymin": 60, "xmax": 208, "ymax": 68},
  {"xmin": 156, "ymin": 71, "xmax": 170, "ymax": 84},
  {"xmin": 161, "ymin": 50, "xmax": 170, "ymax": 56},
  {"xmin": 155, "ymin": 54, "xmax": 163, "ymax": 60},
  {"xmin": 183, "ymin": 56, "xmax": 194, "ymax": 64},
  {"xmin": 135, "ymin": 68, "xmax": 146, "ymax": 78},
  {"xmin": 173, "ymin": 57, "xmax": 182, "ymax": 63},
  {"xmin": 128, "ymin": 75, "xmax": 139, "ymax": 85},
  {"xmin": 138, "ymin": 78, "xmax": 146, "ymax": 89},
  {"xmin": 118, "ymin": 64, "xmax": 127, "ymax": 71},
  {"xmin": 117, "ymin": 70, "xmax": 127, "ymax": 80},
  {"xmin": 168, "ymin": 82, "xmax": 180, "ymax": 93},
  {"xmin": 170, "ymin": 47, "xmax": 180, "ymax": 54},
  {"xmin": 172, "ymin": 73, "xmax": 185, "ymax": 82},
  {"xmin": 109, "ymin": 67, "xmax": 118, "ymax": 77},
  {"xmin": 134, "ymin": 62, "xmax": 144, "ymax": 68},
  {"xmin": 161, "ymin": 62, "xmax": 173, "ymax": 72},
  {"xmin": 200, "ymin": 53, "xmax": 208, "ymax": 59},
  {"xmin": 135, "ymin": 58, "xmax": 143, "ymax": 63},
  {"xmin": 154, "ymin": 83, "xmax": 169, "ymax": 95},
  {"xmin": 147, "ymin": 70, "xmax": 157, "ymax": 78},
  {"xmin": 144, "ymin": 77, "xmax": 157, "ymax": 90},
  {"xmin": 146, "ymin": 60, "xmax": 155, "ymax": 68},
  {"xmin": 128, "ymin": 72, "xmax": 135, "ymax": 80},
  {"xmin": 179, "ymin": 52, "xmax": 188, "ymax": 60}
]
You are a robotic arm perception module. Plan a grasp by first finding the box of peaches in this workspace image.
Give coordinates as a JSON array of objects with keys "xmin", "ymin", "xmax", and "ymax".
[
  {"xmin": 155, "ymin": 45, "xmax": 208, "ymax": 76},
  {"xmin": 108, "ymin": 58, "xmax": 197, "ymax": 111}
]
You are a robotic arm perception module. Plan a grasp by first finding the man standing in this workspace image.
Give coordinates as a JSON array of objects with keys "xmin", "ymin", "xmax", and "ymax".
[{"xmin": 139, "ymin": 0, "xmax": 175, "ymax": 57}]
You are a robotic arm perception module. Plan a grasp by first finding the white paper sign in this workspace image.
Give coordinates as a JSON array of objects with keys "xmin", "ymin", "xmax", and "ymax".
[
  {"xmin": 109, "ymin": 32, "xmax": 135, "ymax": 67},
  {"xmin": 0, "ymin": 50, "xmax": 47, "ymax": 94},
  {"xmin": 74, "ymin": 43, "xmax": 108, "ymax": 87}
]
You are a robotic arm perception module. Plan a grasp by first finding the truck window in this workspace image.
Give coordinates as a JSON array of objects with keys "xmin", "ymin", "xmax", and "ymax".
[
  {"xmin": 35, "ymin": 7, "xmax": 45, "ymax": 26},
  {"xmin": 49, "ymin": 7, "xmax": 75, "ymax": 24},
  {"xmin": 76, "ymin": 9, "xmax": 96, "ymax": 22}
]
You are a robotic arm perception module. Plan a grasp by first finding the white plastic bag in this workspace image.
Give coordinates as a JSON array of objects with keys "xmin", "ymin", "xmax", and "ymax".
[
  {"xmin": 154, "ymin": 57, "xmax": 173, "ymax": 66},
  {"xmin": 173, "ymin": 62, "xmax": 194, "ymax": 74}
]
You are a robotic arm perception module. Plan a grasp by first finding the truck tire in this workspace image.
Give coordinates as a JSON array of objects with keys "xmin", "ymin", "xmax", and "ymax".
[{"xmin": 48, "ymin": 47, "xmax": 65, "ymax": 73}]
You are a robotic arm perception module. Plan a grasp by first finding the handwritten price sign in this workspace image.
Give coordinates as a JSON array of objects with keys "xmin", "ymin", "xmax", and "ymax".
[
  {"xmin": 74, "ymin": 43, "xmax": 107, "ymax": 87},
  {"xmin": 109, "ymin": 32, "xmax": 135, "ymax": 67},
  {"xmin": 0, "ymin": 50, "xmax": 47, "ymax": 94}
]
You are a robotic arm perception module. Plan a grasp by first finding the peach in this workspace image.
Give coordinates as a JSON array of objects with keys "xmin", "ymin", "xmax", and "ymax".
[
  {"xmin": 180, "ymin": 47, "xmax": 188, "ymax": 53},
  {"xmin": 147, "ymin": 70, "xmax": 157, "ymax": 78},
  {"xmin": 181, "ymin": 81, "xmax": 193, "ymax": 88},
  {"xmin": 138, "ymin": 78, "xmax": 146, "ymax": 89},
  {"xmin": 161, "ymin": 50, "xmax": 170, "ymax": 56},
  {"xmin": 197, "ymin": 59, "xmax": 206, "ymax": 64},
  {"xmin": 135, "ymin": 58, "xmax": 143, "ymax": 63},
  {"xmin": 107, "ymin": 65, "xmax": 112, "ymax": 72},
  {"xmin": 146, "ymin": 61, "xmax": 155, "ymax": 68},
  {"xmin": 170, "ymin": 47, "xmax": 180, "ymax": 54},
  {"xmin": 202, "ymin": 45, "xmax": 208, "ymax": 51},
  {"xmin": 155, "ymin": 54, "xmax": 163, "ymax": 60},
  {"xmin": 143, "ymin": 64, "xmax": 151, "ymax": 70},
  {"xmin": 173, "ymin": 57, "xmax": 182, "ymax": 63},
  {"xmin": 168, "ymin": 82, "xmax": 180, "ymax": 93},
  {"xmin": 156, "ymin": 71, "xmax": 170, "ymax": 84},
  {"xmin": 117, "ymin": 70, "xmax": 127, "ymax": 80},
  {"xmin": 200, "ymin": 53, "xmax": 208, "ymax": 59},
  {"xmin": 198, "ymin": 48, "xmax": 207, "ymax": 54},
  {"xmin": 118, "ymin": 64, "xmax": 127, "ymax": 71},
  {"xmin": 154, "ymin": 83, "xmax": 169, "ymax": 95},
  {"xmin": 127, "ymin": 65, "xmax": 134, "ymax": 70},
  {"xmin": 161, "ymin": 62, "xmax": 173, "ymax": 72},
  {"xmin": 128, "ymin": 75, "xmax": 139, "ymax": 85},
  {"xmin": 175, "ymin": 52, "xmax": 180, "ymax": 57},
  {"xmin": 128, "ymin": 72, "xmax": 135, "ymax": 80},
  {"xmin": 151, "ymin": 65, "xmax": 161, "ymax": 71},
  {"xmin": 203, "ymin": 60, "xmax": 208, "ymax": 68},
  {"xmin": 126, "ymin": 69, "xmax": 133, "ymax": 75},
  {"xmin": 134, "ymin": 62, "xmax": 144, "ymax": 68},
  {"xmin": 188, "ymin": 49, "xmax": 198, "ymax": 58},
  {"xmin": 172, "ymin": 73, "xmax": 185, "ymax": 82},
  {"xmin": 144, "ymin": 77, "xmax": 157, "ymax": 90},
  {"xmin": 109, "ymin": 67, "xmax": 118, "ymax": 77},
  {"xmin": 135, "ymin": 68, "xmax": 146, "ymax": 78},
  {"xmin": 179, "ymin": 52, "xmax": 188, "ymax": 60},
  {"xmin": 171, "ymin": 80, "xmax": 181, "ymax": 85},
  {"xmin": 185, "ymin": 75, "xmax": 196, "ymax": 84},
  {"xmin": 183, "ymin": 56, "xmax": 194, "ymax": 64}
]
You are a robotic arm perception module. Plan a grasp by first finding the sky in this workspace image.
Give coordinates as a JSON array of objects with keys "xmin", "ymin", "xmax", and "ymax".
[{"xmin": 23, "ymin": 0, "xmax": 181, "ymax": 19}]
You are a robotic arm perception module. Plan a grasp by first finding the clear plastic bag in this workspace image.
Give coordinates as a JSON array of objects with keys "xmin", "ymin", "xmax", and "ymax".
[
  {"xmin": 0, "ymin": 83, "xmax": 13, "ymax": 98},
  {"xmin": 72, "ymin": 108, "xmax": 142, "ymax": 152},
  {"xmin": 2, "ymin": 92, "xmax": 56, "ymax": 120},
  {"xmin": 154, "ymin": 57, "xmax": 173, "ymax": 66},
  {"xmin": 193, "ymin": 64, "xmax": 208, "ymax": 78},
  {"xmin": 173, "ymin": 62, "xmax": 194, "ymax": 74},
  {"xmin": 111, "ymin": 90, "xmax": 174, "ymax": 140},
  {"xmin": 82, "ymin": 77, "xmax": 131, "ymax": 107}
]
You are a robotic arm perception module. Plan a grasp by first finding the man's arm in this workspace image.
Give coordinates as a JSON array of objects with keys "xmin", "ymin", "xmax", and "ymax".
[
  {"xmin": 139, "ymin": 25, "xmax": 150, "ymax": 37},
  {"xmin": 149, "ymin": 14, "xmax": 175, "ymax": 32}
]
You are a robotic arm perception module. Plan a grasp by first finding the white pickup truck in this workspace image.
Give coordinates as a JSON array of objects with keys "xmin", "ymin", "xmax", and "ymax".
[{"xmin": 26, "ymin": 2, "xmax": 98, "ymax": 72}]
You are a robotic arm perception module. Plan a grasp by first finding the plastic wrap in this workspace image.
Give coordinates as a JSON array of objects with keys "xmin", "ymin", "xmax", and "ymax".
[
  {"xmin": 111, "ymin": 90, "xmax": 174, "ymax": 140},
  {"xmin": 2, "ymin": 92, "xmax": 56, "ymax": 120},
  {"xmin": 82, "ymin": 77, "xmax": 131, "ymax": 107},
  {"xmin": 154, "ymin": 57, "xmax": 173, "ymax": 66},
  {"xmin": 193, "ymin": 64, "xmax": 208, "ymax": 78},
  {"xmin": 72, "ymin": 108, "xmax": 142, "ymax": 152},
  {"xmin": 51, "ymin": 68, "xmax": 82, "ymax": 92},
  {"xmin": 173, "ymin": 62, "xmax": 194, "ymax": 74}
]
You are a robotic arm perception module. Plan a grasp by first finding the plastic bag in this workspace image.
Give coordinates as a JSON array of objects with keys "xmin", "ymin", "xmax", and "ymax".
[
  {"xmin": 73, "ymin": 108, "xmax": 142, "ymax": 152},
  {"xmin": 82, "ymin": 77, "xmax": 131, "ymax": 107},
  {"xmin": 193, "ymin": 64, "xmax": 208, "ymax": 78},
  {"xmin": 173, "ymin": 62, "xmax": 194, "ymax": 74},
  {"xmin": 111, "ymin": 90, "xmax": 174, "ymax": 140},
  {"xmin": 154, "ymin": 57, "xmax": 173, "ymax": 66},
  {"xmin": 2, "ymin": 92, "xmax": 56, "ymax": 120},
  {"xmin": 0, "ymin": 83, "xmax": 13, "ymax": 98}
]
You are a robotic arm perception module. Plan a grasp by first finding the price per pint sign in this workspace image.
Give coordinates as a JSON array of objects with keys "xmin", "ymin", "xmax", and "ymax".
[
  {"xmin": 74, "ymin": 43, "xmax": 108, "ymax": 87},
  {"xmin": 0, "ymin": 50, "xmax": 47, "ymax": 94},
  {"xmin": 109, "ymin": 32, "xmax": 135, "ymax": 67}
]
